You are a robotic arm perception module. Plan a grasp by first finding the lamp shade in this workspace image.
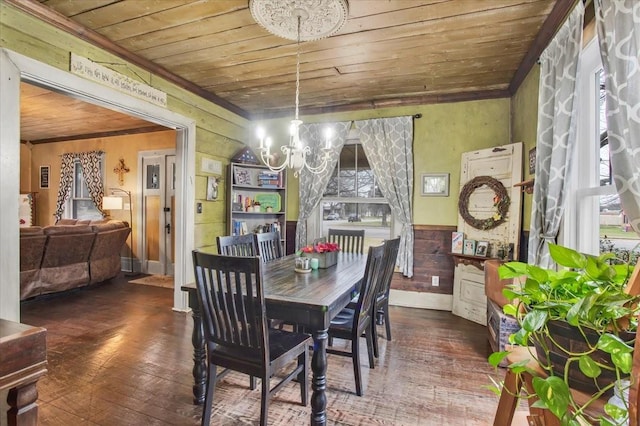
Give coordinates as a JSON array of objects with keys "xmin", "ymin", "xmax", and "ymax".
[{"xmin": 102, "ymin": 196, "xmax": 123, "ymax": 210}]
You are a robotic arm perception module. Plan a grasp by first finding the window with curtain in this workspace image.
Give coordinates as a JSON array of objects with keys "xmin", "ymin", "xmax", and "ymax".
[
  {"xmin": 319, "ymin": 136, "xmax": 393, "ymax": 247},
  {"xmin": 568, "ymin": 37, "xmax": 639, "ymax": 263},
  {"xmin": 67, "ymin": 159, "xmax": 104, "ymax": 220}
]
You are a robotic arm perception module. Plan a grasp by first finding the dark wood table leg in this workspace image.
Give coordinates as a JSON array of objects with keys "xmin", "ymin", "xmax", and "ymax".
[
  {"xmin": 7, "ymin": 382, "xmax": 39, "ymax": 425},
  {"xmin": 188, "ymin": 291, "xmax": 207, "ymax": 405},
  {"xmin": 310, "ymin": 328, "xmax": 328, "ymax": 426}
]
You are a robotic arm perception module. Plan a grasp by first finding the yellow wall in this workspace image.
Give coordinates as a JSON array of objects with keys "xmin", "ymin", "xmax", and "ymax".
[
  {"xmin": 19, "ymin": 144, "xmax": 31, "ymax": 192},
  {"xmin": 3, "ymin": 2, "xmax": 542, "ymax": 250},
  {"xmin": 25, "ymin": 130, "xmax": 175, "ymax": 257},
  {"xmin": 511, "ymin": 65, "xmax": 540, "ymax": 231},
  {"xmin": 1, "ymin": 3, "xmax": 248, "ymax": 254},
  {"xmin": 258, "ymin": 99, "xmax": 511, "ymax": 226}
]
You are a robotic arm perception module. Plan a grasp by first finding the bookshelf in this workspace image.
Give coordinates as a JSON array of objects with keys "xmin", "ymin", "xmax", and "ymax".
[{"xmin": 227, "ymin": 162, "xmax": 286, "ymax": 246}]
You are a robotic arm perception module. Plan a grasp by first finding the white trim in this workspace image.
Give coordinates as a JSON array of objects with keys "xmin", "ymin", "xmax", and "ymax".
[
  {"xmin": 563, "ymin": 37, "xmax": 606, "ymax": 255},
  {"xmin": 389, "ymin": 289, "xmax": 453, "ymax": 311},
  {"xmin": 0, "ymin": 48, "xmax": 195, "ymax": 317}
]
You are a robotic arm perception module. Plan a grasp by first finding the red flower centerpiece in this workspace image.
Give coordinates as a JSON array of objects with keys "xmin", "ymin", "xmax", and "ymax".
[{"xmin": 298, "ymin": 242, "xmax": 340, "ymax": 268}]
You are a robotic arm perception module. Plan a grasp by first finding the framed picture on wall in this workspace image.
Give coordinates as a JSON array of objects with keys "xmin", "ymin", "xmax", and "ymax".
[
  {"xmin": 39, "ymin": 165, "xmax": 50, "ymax": 189},
  {"xmin": 463, "ymin": 239, "xmax": 476, "ymax": 256},
  {"xmin": 421, "ymin": 173, "xmax": 450, "ymax": 196},
  {"xmin": 206, "ymin": 176, "xmax": 219, "ymax": 201},
  {"xmin": 529, "ymin": 147, "xmax": 536, "ymax": 175},
  {"xmin": 475, "ymin": 241, "xmax": 489, "ymax": 257}
]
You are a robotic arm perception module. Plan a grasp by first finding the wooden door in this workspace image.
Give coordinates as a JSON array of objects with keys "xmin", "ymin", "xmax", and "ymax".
[
  {"xmin": 140, "ymin": 152, "xmax": 175, "ymax": 276},
  {"xmin": 452, "ymin": 142, "xmax": 523, "ymax": 325}
]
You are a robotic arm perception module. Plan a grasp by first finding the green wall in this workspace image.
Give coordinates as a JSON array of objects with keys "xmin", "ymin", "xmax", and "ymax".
[
  {"xmin": 3, "ymin": 1, "xmax": 540, "ymax": 239},
  {"xmin": 0, "ymin": 3, "xmax": 248, "ymax": 253},
  {"xmin": 259, "ymin": 99, "xmax": 511, "ymax": 226},
  {"xmin": 511, "ymin": 65, "xmax": 541, "ymax": 231}
]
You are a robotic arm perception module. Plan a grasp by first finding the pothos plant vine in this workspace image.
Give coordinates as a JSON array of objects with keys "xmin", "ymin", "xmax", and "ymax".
[{"xmin": 488, "ymin": 244, "xmax": 640, "ymax": 426}]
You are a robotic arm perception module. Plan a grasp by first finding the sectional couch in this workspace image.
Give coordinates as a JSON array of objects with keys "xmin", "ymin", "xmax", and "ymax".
[{"xmin": 19, "ymin": 219, "xmax": 131, "ymax": 300}]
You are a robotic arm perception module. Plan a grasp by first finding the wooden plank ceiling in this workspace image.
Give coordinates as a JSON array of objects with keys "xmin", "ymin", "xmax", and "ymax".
[{"xmin": 13, "ymin": 0, "xmax": 576, "ymax": 141}]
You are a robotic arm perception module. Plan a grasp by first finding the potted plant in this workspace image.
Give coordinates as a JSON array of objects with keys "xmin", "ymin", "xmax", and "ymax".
[
  {"xmin": 297, "ymin": 242, "xmax": 341, "ymax": 268},
  {"xmin": 489, "ymin": 243, "xmax": 639, "ymax": 425}
]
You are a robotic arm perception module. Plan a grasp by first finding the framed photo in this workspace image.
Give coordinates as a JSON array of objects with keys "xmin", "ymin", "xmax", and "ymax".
[
  {"xmin": 529, "ymin": 147, "xmax": 536, "ymax": 175},
  {"xmin": 421, "ymin": 173, "xmax": 450, "ymax": 197},
  {"xmin": 451, "ymin": 231, "xmax": 464, "ymax": 254},
  {"xmin": 463, "ymin": 239, "xmax": 476, "ymax": 256},
  {"xmin": 39, "ymin": 165, "xmax": 50, "ymax": 189},
  {"xmin": 475, "ymin": 241, "xmax": 489, "ymax": 257},
  {"xmin": 206, "ymin": 176, "xmax": 219, "ymax": 201}
]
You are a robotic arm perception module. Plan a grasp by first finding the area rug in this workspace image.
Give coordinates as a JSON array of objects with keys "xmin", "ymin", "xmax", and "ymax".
[{"xmin": 129, "ymin": 274, "xmax": 174, "ymax": 289}]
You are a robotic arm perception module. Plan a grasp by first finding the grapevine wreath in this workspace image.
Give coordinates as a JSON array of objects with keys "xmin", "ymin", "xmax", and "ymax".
[{"xmin": 458, "ymin": 176, "xmax": 510, "ymax": 231}]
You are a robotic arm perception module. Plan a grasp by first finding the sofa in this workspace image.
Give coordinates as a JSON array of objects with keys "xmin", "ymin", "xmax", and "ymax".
[{"xmin": 19, "ymin": 219, "xmax": 131, "ymax": 300}]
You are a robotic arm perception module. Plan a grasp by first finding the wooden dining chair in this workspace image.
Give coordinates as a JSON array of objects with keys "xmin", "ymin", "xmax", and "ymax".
[
  {"xmin": 326, "ymin": 243, "xmax": 385, "ymax": 396},
  {"xmin": 371, "ymin": 237, "xmax": 401, "ymax": 358},
  {"xmin": 256, "ymin": 231, "xmax": 283, "ymax": 262},
  {"xmin": 216, "ymin": 234, "xmax": 258, "ymax": 256},
  {"xmin": 192, "ymin": 251, "xmax": 312, "ymax": 426},
  {"xmin": 328, "ymin": 228, "xmax": 365, "ymax": 254}
]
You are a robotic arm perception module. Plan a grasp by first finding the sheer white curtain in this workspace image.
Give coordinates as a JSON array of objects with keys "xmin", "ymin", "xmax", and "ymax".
[
  {"xmin": 528, "ymin": 3, "xmax": 584, "ymax": 268},
  {"xmin": 356, "ymin": 116, "xmax": 414, "ymax": 277},
  {"xmin": 595, "ymin": 0, "xmax": 640, "ymax": 234},
  {"xmin": 295, "ymin": 121, "xmax": 351, "ymax": 250}
]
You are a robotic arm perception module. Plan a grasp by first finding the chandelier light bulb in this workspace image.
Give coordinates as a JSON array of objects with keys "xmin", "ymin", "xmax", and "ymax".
[
  {"xmin": 257, "ymin": 127, "xmax": 266, "ymax": 149},
  {"xmin": 251, "ymin": 0, "xmax": 348, "ymax": 177},
  {"xmin": 324, "ymin": 127, "xmax": 333, "ymax": 149}
]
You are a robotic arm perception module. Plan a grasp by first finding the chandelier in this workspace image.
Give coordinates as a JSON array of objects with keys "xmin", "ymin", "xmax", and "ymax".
[{"xmin": 250, "ymin": 0, "xmax": 349, "ymax": 177}]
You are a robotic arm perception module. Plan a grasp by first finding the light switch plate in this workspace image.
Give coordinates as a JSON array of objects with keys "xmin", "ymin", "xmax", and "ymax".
[{"xmin": 201, "ymin": 158, "xmax": 221, "ymax": 175}]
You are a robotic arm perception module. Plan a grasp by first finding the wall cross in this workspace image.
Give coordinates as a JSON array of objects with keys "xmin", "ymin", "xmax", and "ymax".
[{"xmin": 113, "ymin": 158, "xmax": 130, "ymax": 186}]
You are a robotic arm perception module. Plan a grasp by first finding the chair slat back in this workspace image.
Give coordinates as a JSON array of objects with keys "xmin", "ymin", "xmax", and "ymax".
[
  {"xmin": 192, "ymin": 251, "xmax": 267, "ymax": 359},
  {"xmin": 354, "ymin": 244, "xmax": 386, "ymax": 327},
  {"xmin": 328, "ymin": 228, "xmax": 365, "ymax": 254},
  {"xmin": 217, "ymin": 234, "xmax": 258, "ymax": 257},
  {"xmin": 256, "ymin": 231, "xmax": 283, "ymax": 263},
  {"xmin": 376, "ymin": 237, "xmax": 401, "ymax": 301}
]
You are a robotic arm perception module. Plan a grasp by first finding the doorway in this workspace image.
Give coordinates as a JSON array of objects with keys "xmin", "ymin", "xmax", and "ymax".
[
  {"xmin": 139, "ymin": 151, "xmax": 176, "ymax": 276},
  {"xmin": 0, "ymin": 48, "xmax": 196, "ymax": 320}
]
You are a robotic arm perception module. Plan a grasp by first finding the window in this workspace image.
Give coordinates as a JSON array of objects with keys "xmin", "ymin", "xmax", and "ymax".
[
  {"xmin": 566, "ymin": 38, "xmax": 639, "ymax": 260},
  {"xmin": 319, "ymin": 134, "xmax": 392, "ymax": 247},
  {"xmin": 67, "ymin": 159, "xmax": 104, "ymax": 220}
]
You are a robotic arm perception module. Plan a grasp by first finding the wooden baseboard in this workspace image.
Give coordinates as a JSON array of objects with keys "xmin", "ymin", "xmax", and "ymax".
[{"xmin": 389, "ymin": 289, "xmax": 452, "ymax": 311}]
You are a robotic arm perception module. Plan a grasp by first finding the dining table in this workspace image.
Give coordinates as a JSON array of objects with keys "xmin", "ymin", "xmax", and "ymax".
[{"xmin": 181, "ymin": 251, "xmax": 367, "ymax": 426}]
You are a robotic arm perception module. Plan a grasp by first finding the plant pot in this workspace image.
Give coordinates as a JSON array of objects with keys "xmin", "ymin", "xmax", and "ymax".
[
  {"xmin": 301, "ymin": 251, "xmax": 337, "ymax": 268},
  {"xmin": 532, "ymin": 319, "xmax": 635, "ymax": 396}
]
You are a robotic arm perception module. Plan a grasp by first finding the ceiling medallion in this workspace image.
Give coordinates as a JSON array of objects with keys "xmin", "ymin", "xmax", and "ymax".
[{"xmin": 249, "ymin": 0, "xmax": 349, "ymax": 41}]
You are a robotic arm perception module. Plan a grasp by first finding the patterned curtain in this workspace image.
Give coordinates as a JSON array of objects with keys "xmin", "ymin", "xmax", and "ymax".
[
  {"xmin": 78, "ymin": 150, "xmax": 106, "ymax": 217},
  {"xmin": 356, "ymin": 117, "xmax": 414, "ymax": 277},
  {"xmin": 528, "ymin": 3, "xmax": 584, "ymax": 268},
  {"xmin": 53, "ymin": 153, "xmax": 76, "ymax": 221},
  {"xmin": 295, "ymin": 121, "xmax": 351, "ymax": 250},
  {"xmin": 595, "ymin": 0, "xmax": 640, "ymax": 234}
]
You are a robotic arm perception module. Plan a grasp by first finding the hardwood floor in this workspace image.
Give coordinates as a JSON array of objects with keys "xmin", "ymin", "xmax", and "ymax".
[{"xmin": 18, "ymin": 274, "xmax": 507, "ymax": 425}]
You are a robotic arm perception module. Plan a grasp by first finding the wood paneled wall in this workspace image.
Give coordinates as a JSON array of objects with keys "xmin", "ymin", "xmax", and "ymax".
[
  {"xmin": 286, "ymin": 222, "xmax": 457, "ymax": 294},
  {"xmin": 391, "ymin": 224, "xmax": 456, "ymax": 294}
]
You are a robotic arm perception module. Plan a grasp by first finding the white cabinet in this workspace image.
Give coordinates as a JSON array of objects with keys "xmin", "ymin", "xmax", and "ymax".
[
  {"xmin": 451, "ymin": 255, "xmax": 488, "ymax": 326},
  {"xmin": 227, "ymin": 163, "xmax": 286, "ymax": 244}
]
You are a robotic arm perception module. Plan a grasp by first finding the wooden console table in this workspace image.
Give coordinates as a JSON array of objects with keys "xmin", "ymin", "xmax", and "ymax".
[{"xmin": 0, "ymin": 319, "xmax": 47, "ymax": 426}]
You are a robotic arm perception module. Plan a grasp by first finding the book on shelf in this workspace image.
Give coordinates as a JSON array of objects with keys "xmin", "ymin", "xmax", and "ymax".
[{"xmin": 232, "ymin": 220, "xmax": 249, "ymax": 236}]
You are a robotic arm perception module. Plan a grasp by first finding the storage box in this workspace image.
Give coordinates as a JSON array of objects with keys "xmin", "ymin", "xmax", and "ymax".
[
  {"xmin": 302, "ymin": 251, "xmax": 337, "ymax": 268},
  {"xmin": 487, "ymin": 299, "xmax": 520, "ymax": 366}
]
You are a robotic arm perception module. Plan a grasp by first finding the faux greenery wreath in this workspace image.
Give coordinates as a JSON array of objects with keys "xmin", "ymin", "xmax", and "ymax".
[{"xmin": 458, "ymin": 176, "xmax": 510, "ymax": 230}]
